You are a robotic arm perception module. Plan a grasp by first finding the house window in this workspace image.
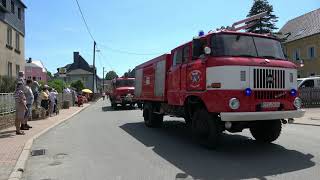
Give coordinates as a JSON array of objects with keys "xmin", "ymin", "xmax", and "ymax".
[
  {"xmin": 16, "ymin": 64, "xmax": 20, "ymax": 76},
  {"xmin": 27, "ymin": 76, "xmax": 31, "ymax": 80},
  {"xmin": 7, "ymin": 27, "xmax": 12, "ymax": 46},
  {"xmin": 18, "ymin": 7, "xmax": 21, "ymax": 20},
  {"xmin": 10, "ymin": 0, "xmax": 14, "ymax": 14},
  {"xmin": 8, "ymin": 62, "xmax": 12, "ymax": 77},
  {"xmin": 293, "ymin": 48, "xmax": 300, "ymax": 61},
  {"xmin": 15, "ymin": 32, "xmax": 19, "ymax": 50},
  {"xmin": 1, "ymin": 0, "xmax": 6, "ymax": 7},
  {"xmin": 308, "ymin": 46, "xmax": 316, "ymax": 59}
]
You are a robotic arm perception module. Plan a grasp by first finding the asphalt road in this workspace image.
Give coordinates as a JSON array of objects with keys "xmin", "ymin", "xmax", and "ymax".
[{"xmin": 23, "ymin": 100, "xmax": 319, "ymax": 180}]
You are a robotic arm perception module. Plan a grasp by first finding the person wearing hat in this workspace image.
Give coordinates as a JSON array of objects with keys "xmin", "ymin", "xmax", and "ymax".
[
  {"xmin": 14, "ymin": 82, "xmax": 27, "ymax": 135},
  {"xmin": 17, "ymin": 71, "xmax": 25, "ymax": 86}
]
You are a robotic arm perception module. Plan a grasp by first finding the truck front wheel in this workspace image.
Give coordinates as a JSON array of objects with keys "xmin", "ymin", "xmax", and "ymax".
[
  {"xmin": 192, "ymin": 109, "xmax": 221, "ymax": 149},
  {"xmin": 143, "ymin": 103, "xmax": 163, "ymax": 128},
  {"xmin": 250, "ymin": 120, "xmax": 282, "ymax": 143}
]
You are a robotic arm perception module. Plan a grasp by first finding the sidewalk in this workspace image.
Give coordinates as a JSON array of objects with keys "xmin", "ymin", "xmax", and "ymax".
[
  {"xmin": 0, "ymin": 104, "xmax": 89, "ymax": 180},
  {"xmin": 291, "ymin": 108, "xmax": 320, "ymax": 126}
]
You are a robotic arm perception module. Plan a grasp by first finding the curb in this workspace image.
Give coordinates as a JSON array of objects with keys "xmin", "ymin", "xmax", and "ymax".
[{"xmin": 7, "ymin": 104, "xmax": 91, "ymax": 180}]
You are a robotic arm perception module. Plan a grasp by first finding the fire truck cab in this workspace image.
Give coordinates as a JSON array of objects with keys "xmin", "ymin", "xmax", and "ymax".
[
  {"xmin": 134, "ymin": 13, "xmax": 305, "ymax": 148},
  {"xmin": 110, "ymin": 77, "xmax": 137, "ymax": 108}
]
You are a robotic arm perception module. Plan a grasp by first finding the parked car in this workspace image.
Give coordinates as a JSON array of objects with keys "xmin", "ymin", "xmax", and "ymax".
[{"xmin": 298, "ymin": 76, "xmax": 320, "ymax": 88}]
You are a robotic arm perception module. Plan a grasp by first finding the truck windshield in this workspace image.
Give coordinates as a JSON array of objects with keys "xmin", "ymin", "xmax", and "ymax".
[
  {"xmin": 211, "ymin": 34, "xmax": 286, "ymax": 60},
  {"xmin": 116, "ymin": 79, "xmax": 134, "ymax": 87}
]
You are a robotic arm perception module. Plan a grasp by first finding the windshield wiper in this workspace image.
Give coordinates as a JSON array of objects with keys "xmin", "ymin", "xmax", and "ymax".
[
  {"xmin": 236, "ymin": 54, "xmax": 256, "ymax": 58},
  {"xmin": 260, "ymin": 55, "xmax": 281, "ymax": 59}
]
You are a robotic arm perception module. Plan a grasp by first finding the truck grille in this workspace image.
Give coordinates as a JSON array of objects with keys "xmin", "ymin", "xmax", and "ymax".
[
  {"xmin": 254, "ymin": 91, "xmax": 287, "ymax": 100},
  {"xmin": 253, "ymin": 68, "xmax": 285, "ymax": 89}
]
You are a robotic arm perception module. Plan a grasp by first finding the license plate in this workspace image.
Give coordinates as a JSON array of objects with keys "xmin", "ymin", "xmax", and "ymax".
[{"xmin": 261, "ymin": 102, "xmax": 280, "ymax": 108}]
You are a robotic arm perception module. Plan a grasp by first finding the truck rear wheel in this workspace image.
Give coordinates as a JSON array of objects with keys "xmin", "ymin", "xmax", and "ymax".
[
  {"xmin": 250, "ymin": 120, "xmax": 282, "ymax": 143},
  {"xmin": 192, "ymin": 108, "xmax": 221, "ymax": 149},
  {"xmin": 111, "ymin": 101, "xmax": 117, "ymax": 109},
  {"xmin": 143, "ymin": 103, "xmax": 163, "ymax": 128}
]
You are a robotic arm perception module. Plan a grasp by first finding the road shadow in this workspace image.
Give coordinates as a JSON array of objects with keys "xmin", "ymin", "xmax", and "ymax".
[
  {"xmin": 102, "ymin": 106, "xmax": 137, "ymax": 112},
  {"xmin": 120, "ymin": 121, "xmax": 315, "ymax": 180},
  {"xmin": 0, "ymin": 130, "xmax": 16, "ymax": 138}
]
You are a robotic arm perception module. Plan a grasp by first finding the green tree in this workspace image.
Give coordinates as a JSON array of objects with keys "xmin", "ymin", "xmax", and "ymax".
[
  {"xmin": 0, "ymin": 76, "xmax": 16, "ymax": 93},
  {"xmin": 70, "ymin": 80, "xmax": 85, "ymax": 92},
  {"xmin": 105, "ymin": 70, "xmax": 118, "ymax": 80},
  {"xmin": 47, "ymin": 71, "xmax": 53, "ymax": 80},
  {"xmin": 246, "ymin": 0, "xmax": 278, "ymax": 34},
  {"xmin": 47, "ymin": 79, "xmax": 66, "ymax": 93}
]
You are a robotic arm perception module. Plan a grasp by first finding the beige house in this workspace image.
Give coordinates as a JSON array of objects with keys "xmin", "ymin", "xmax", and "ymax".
[
  {"xmin": 0, "ymin": 0, "xmax": 26, "ymax": 78},
  {"xmin": 280, "ymin": 8, "xmax": 320, "ymax": 78}
]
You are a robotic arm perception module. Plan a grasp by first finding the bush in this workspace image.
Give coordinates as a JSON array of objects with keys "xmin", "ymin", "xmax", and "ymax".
[
  {"xmin": 47, "ymin": 79, "xmax": 66, "ymax": 93},
  {"xmin": 0, "ymin": 76, "xmax": 16, "ymax": 93},
  {"xmin": 70, "ymin": 80, "xmax": 85, "ymax": 92}
]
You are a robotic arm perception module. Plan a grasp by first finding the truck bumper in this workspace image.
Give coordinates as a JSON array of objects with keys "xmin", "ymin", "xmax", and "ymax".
[{"xmin": 220, "ymin": 109, "xmax": 305, "ymax": 122}]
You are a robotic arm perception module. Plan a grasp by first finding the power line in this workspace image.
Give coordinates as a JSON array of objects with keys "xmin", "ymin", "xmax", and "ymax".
[
  {"xmin": 74, "ymin": 0, "xmax": 95, "ymax": 41},
  {"xmin": 98, "ymin": 43, "xmax": 163, "ymax": 56},
  {"xmin": 96, "ymin": 49, "xmax": 114, "ymax": 71}
]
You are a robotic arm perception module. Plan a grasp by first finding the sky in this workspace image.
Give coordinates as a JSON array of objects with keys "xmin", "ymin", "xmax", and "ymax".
[{"xmin": 24, "ymin": 0, "xmax": 319, "ymax": 78}]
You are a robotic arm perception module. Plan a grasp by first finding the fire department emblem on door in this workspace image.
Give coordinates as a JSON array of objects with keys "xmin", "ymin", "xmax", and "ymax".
[{"xmin": 189, "ymin": 70, "xmax": 201, "ymax": 88}]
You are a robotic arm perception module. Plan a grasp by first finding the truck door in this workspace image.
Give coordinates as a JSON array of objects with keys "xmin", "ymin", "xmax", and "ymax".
[
  {"xmin": 186, "ymin": 38, "xmax": 207, "ymax": 91},
  {"xmin": 181, "ymin": 44, "xmax": 191, "ymax": 92},
  {"xmin": 167, "ymin": 48, "xmax": 183, "ymax": 105}
]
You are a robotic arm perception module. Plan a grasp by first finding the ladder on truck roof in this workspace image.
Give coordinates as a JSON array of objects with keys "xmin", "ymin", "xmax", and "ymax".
[{"xmin": 216, "ymin": 11, "xmax": 268, "ymax": 32}]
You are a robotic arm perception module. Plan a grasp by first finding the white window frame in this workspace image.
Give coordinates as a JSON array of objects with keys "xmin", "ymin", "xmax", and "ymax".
[
  {"xmin": 7, "ymin": 27, "xmax": 12, "ymax": 46},
  {"xmin": 15, "ymin": 32, "xmax": 19, "ymax": 50},
  {"xmin": 7, "ymin": 62, "xmax": 12, "ymax": 77},
  {"xmin": 293, "ymin": 48, "xmax": 301, "ymax": 61},
  {"xmin": 307, "ymin": 45, "xmax": 316, "ymax": 59}
]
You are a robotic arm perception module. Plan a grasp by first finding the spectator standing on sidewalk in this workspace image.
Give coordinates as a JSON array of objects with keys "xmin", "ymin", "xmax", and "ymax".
[
  {"xmin": 17, "ymin": 71, "xmax": 25, "ymax": 86},
  {"xmin": 102, "ymin": 92, "xmax": 105, "ymax": 100},
  {"xmin": 48, "ymin": 88, "xmax": 58, "ymax": 116},
  {"xmin": 40, "ymin": 85, "xmax": 50, "ymax": 112},
  {"xmin": 14, "ymin": 82, "xmax": 27, "ymax": 135},
  {"xmin": 22, "ymin": 80, "xmax": 34, "ymax": 130},
  {"xmin": 31, "ymin": 77, "xmax": 40, "ymax": 108}
]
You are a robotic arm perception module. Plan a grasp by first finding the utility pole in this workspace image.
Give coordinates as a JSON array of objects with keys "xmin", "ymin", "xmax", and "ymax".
[
  {"xmin": 92, "ymin": 41, "xmax": 96, "ymax": 93},
  {"xmin": 102, "ymin": 67, "xmax": 105, "ymax": 92}
]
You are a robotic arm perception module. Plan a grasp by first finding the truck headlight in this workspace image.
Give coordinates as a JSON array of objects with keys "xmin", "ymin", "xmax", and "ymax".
[
  {"xmin": 229, "ymin": 98, "xmax": 240, "ymax": 110},
  {"xmin": 294, "ymin": 97, "xmax": 302, "ymax": 109}
]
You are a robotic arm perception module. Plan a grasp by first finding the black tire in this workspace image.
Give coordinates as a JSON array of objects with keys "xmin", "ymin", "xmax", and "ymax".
[
  {"xmin": 192, "ymin": 108, "xmax": 221, "ymax": 149},
  {"xmin": 143, "ymin": 103, "xmax": 163, "ymax": 128},
  {"xmin": 137, "ymin": 102, "xmax": 143, "ymax": 109},
  {"xmin": 111, "ymin": 101, "xmax": 117, "ymax": 109},
  {"xmin": 184, "ymin": 115, "xmax": 192, "ymax": 126},
  {"xmin": 250, "ymin": 120, "xmax": 282, "ymax": 143}
]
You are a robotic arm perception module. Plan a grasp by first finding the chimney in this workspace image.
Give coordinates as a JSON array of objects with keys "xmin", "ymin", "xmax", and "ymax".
[
  {"xmin": 27, "ymin": 57, "xmax": 32, "ymax": 63},
  {"xmin": 73, "ymin": 52, "xmax": 79, "ymax": 63}
]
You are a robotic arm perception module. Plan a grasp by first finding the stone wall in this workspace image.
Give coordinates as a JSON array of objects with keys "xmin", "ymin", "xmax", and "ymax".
[{"xmin": 0, "ymin": 113, "xmax": 15, "ymax": 131}]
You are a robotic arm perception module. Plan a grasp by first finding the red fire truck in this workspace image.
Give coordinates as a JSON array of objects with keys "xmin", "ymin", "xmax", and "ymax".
[
  {"xmin": 110, "ymin": 77, "xmax": 138, "ymax": 108},
  {"xmin": 134, "ymin": 13, "xmax": 305, "ymax": 148}
]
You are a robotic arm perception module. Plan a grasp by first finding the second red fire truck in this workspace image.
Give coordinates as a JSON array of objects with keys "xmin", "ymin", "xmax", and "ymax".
[{"xmin": 134, "ymin": 13, "xmax": 305, "ymax": 148}]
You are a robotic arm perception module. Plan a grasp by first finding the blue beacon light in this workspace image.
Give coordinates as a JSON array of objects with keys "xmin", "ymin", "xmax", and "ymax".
[
  {"xmin": 198, "ymin": 30, "xmax": 205, "ymax": 36},
  {"xmin": 245, "ymin": 88, "xmax": 252, "ymax": 96},
  {"xmin": 290, "ymin": 89, "xmax": 297, "ymax": 97}
]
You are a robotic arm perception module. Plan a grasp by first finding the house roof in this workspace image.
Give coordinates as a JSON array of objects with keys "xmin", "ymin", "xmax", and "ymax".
[
  {"xmin": 67, "ymin": 69, "xmax": 93, "ymax": 75},
  {"xmin": 25, "ymin": 60, "xmax": 47, "ymax": 73},
  {"xmin": 280, "ymin": 8, "xmax": 320, "ymax": 43}
]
